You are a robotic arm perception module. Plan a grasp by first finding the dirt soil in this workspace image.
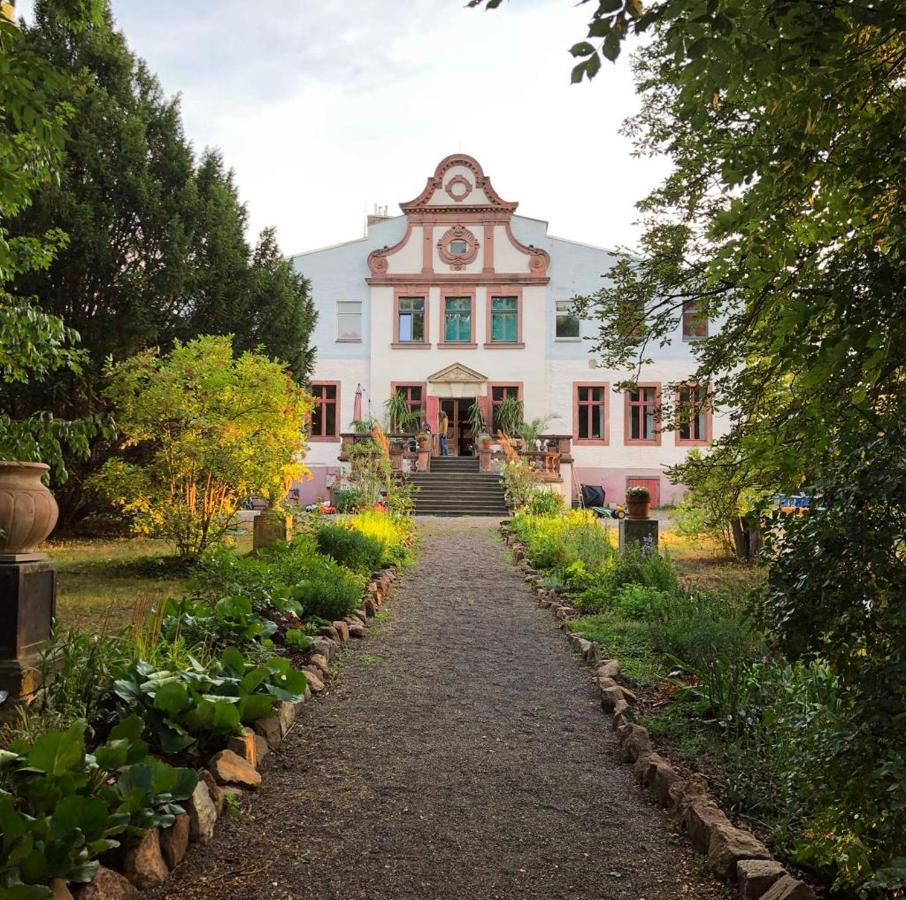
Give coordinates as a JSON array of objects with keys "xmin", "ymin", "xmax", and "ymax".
[{"xmin": 151, "ymin": 518, "xmax": 730, "ymax": 900}]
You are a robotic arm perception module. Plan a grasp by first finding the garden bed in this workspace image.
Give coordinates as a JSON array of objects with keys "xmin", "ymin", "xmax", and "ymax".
[
  {"xmin": 501, "ymin": 511, "xmax": 839, "ymax": 898},
  {"xmin": 0, "ymin": 510, "xmax": 415, "ymax": 899}
]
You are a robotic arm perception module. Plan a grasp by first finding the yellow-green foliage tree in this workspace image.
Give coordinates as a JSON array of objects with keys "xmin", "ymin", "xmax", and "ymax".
[{"xmin": 97, "ymin": 335, "xmax": 311, "ymax": 560}]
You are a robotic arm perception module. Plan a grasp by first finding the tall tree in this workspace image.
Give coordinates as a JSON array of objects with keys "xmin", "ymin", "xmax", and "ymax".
[
  {"xmin": 471, "ymin": 0, "xmax": 906, "ymax": 889},
  {"xmin": 4, "ymin": 0, "xmax": 316, "ymax": 520}
]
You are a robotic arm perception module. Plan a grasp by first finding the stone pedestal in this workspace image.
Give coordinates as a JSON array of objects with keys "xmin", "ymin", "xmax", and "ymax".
[
  {"xmin": 0, "ymin": 553, "xmax": 56, "ymax": 707},
  {"xmin": 252, "ymin": 508, "xmax": 292, "ymax": 551},
  {"xmin": 618, "ymin": 518, "xmax": 659, "ymax": 553}
]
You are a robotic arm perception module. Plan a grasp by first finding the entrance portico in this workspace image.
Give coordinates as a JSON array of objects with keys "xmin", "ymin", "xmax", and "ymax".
[{"xmin": 426, "ymin": 363, "xmax": 488, "ymax": 457}]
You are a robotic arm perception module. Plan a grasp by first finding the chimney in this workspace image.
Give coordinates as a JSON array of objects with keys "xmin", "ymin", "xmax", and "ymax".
[{"xmin": 366, "ymin": 204, "xmax": 392, "ymax": 230}]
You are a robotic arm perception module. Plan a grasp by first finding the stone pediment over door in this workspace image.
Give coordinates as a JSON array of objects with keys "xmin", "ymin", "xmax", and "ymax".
[{"xmin": 427, "ymin": 363, "xmax": 487, "ymax": 397}]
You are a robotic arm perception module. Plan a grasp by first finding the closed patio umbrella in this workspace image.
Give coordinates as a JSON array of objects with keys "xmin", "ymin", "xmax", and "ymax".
[{"xmin": 353, "ymin": 384, "xmax": 363, "ymax": 423}]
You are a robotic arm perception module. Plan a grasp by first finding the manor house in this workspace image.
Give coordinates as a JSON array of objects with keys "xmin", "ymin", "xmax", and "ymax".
[{"xmin": 292, "ymin": 154, "xmax": 724, "ymax": 509}]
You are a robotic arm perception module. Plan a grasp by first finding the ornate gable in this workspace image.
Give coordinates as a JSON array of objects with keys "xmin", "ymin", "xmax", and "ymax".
[{"xmin": 400, "ymin": 154, "xmax": 517, "ymax": 215}]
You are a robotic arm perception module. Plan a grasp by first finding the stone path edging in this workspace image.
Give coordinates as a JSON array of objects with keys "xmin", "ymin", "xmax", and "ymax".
[
  {"xmin": 69, "ymin": 568, "xmax": 399, "ymax": 900},
  {"xmin": 501, "ymin": 522, "xmax": 817, "ymax": 900}
]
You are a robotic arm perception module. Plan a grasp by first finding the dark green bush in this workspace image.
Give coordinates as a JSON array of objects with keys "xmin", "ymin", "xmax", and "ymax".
[
  {"xmin": 292, "ymin": 555, "xmax": 364, "ymax": 621},
  {"xmin": 316, "ymin": 523, "xmax": 384, "ymax": 574}
]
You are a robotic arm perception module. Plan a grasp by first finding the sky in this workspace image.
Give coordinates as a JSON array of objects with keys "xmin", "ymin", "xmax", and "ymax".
[{"xmin": 18, "ymin": 0, "xmax": 670, "ymax": 257}]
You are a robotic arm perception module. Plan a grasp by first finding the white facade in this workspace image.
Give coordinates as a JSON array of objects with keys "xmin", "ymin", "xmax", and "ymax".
[{"xmin": 292, "ymin": 154, "xmax": 726, "ymax": 506}]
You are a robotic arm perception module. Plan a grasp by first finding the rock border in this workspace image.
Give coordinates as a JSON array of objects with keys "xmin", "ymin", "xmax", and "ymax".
[
  {"xmin": 67, "ymin": 567, "xmax": 400, "ymax": 900},
  {"xmin": 500, "ymin": 522, "xmax": 817, "ymax": 900}
]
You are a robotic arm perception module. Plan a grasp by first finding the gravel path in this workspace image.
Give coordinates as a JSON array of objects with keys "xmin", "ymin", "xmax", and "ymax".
[{"xmin": 153, "ymin": 518, "xmax": 728, "ymax": 900}]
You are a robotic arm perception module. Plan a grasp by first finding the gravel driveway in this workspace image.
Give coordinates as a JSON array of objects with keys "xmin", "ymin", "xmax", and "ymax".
[{"xmin": 152, "ymin": 518, "xmax": 728, "ymax": 899}]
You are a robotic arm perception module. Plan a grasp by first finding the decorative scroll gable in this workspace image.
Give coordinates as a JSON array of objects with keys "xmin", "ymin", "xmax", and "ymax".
[{"xmin": 400, "ymin": 154, "xmax": 517, "ymax": 215}]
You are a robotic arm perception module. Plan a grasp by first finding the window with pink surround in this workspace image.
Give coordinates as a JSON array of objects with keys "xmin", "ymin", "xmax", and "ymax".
[
  {"xmin": 573, "ymin": 383, "xmax": 608, "ymax": 444},
  {"xmin": 310, "ymin": 382, "xmax": 340, "ymax": 440},
  {"xmin": 676, "ymin": 383, "xmax": 712, "ymax": 445},
  {"xmin": 625, "ymin": 384, "xmax": 660, "ymax": 445},
  {"xmin": 682, "ymin": 300, "xmax": 708, "ymax": 339}
]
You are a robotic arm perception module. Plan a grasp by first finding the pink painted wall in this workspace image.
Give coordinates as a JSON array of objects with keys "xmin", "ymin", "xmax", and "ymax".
[
  {"xmin": 290, "ymin": 467, "xmax": 340, "ymax": 507},
  {"xmin": 572, "ymin": 467, "xmax": 687, "ymax": 507}
]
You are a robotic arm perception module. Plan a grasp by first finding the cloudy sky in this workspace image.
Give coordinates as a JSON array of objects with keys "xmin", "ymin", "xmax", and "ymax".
[{"xmin": 20, "ymin": 0, "xmax": 669, "ymax": 256}]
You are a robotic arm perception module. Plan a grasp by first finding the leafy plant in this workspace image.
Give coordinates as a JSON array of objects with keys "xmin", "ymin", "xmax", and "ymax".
[
  {"xmin": 527, "ymin": 490, "xmax": 564, "ymax": 516},
  {"xmin": 0, "ymin": 716, "xmax": 195, "ymax": 893},
  {"xmin": 465, "ymin": 400, "xmax": 486, "ymax": 436},
  {"xmin": 494, "ymin": 395, "xmax": 523, "ymax": 437},
  {"xmin": 316, "ymin": 523, "xmax": 384, "ymax": 574},
  {"xmin": 94, "ymin": 335, "xmax": 312, "ymax": 560},
  {"xmin": 384, "ymin": 390, "xmax": 419, "ymax": 433},
  {"xmin": 111, "ymin": 649, "xmax": 306, "ymax": 756}
]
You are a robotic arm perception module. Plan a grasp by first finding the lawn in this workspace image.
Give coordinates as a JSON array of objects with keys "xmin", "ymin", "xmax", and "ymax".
[{"xmin": 44, "ymin": 529, "xmax": 253, "ymax": 633}]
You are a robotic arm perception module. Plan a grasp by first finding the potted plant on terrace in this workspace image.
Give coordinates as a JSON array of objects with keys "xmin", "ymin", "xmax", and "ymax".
[
  {"xmin": 494, "ymin": 395, "xmax": 523, "ymax": 443},
  {"xmin": 625, "ymin": 485, "xmax": 651, "ymax": 519}
]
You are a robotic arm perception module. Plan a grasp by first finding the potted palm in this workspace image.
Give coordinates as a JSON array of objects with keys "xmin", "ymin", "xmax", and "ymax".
[
  {"xmin": 625, "ymin": 485, "xmax": 651, "ymax": 519},
  {"xmin": 494, "ymin": 395, "xmax": 523, "ymax": 442}
]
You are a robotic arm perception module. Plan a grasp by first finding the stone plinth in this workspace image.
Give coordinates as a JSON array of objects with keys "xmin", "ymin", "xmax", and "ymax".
[
  {"xmin": 618, "ymin": 518, "xmax": 659, "ymax": 553},
  {"xmin": 253, "ymin": 508, "xmax": 292, "ymax": 551},
  {"xmin": 0, "ymin": 553, "xmax": 56, "ymax": 708}
]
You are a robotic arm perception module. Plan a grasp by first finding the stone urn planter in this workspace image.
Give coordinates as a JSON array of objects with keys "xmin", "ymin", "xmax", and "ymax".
[
  {"xmin": 0, "ymin": 461, "xmax": 59, "ymax": 554},
  {"xmin": 625, "ymin": 487, "xmax": 651, "ymax": 520}
]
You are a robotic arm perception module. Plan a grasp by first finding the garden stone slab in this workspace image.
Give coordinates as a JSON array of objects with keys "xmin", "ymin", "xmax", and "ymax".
[
  {"xmin": 78, "ymin": 866, "xmax": 139, "ymax": 899},
  {"xmin": 352, "ymin": 609, "xmax": 368, "ymax": 623},
  {"xmin": 302, "ymin": 666, "xmax": 326, "ymax": 692},
  {"xmin": 760, "ymin": 875, "xmax": 816, "ymax": 899},
  {"xmin": 684, "ymin": 797, "xmax": 732, "ymax": 854},
  {"xmin": 317, "ymin": 624, "xmax": 339, "ymax": 643},
  {"xmin": 210, "ymin": 749, "xmax": 262, "ymax": 789},
  {"xmin": 364, "ymin": 597, "xmax": 377, "ymax": 616},
  {"xmin": 347, "ymin": 621, "xmax": 366, "ymax": 638},
  {"xmin": 621, "ymin": 724, "xmax": 653, "ymax": 763},
  {"xmin": 332, "ymin": 620, "xmax": 350, "ymax": 644},
  {"xmin": 159, "ymin": 813, "xmax": 190, "ymax": 869},
  {"xmin": 278, "ymin": 699, "xmax": 297, "ymax": 734},
  {"xmin": 226, "ymin": 727, "xmax": 258, "ymax": 768},
  {"xmin": 597, "ymin": 659, "xmax": 620, "ymax": 679},
  {"xmin": 123, "ymin": 826, "xmax": 169, "ymax": 889},
  {"xmin": 253, "ymin": 715, "xmax": 283, "ymax": 749},
  {"xmin": 51, "ymin": 878, "xmax": 74, "ymax": 899},
  {"xmin": 188, "ymin": 780, "xmax": 217, "ymax": 844},
  {"xmin": 310, "ymin": 652, "xmax": 330, "ymax": 675},
  {"xmin": 737, "ymin": 859, "xmax": 787, "ymax": 899},
  {"xmin": 707, "ymin": 821, "xmax": 772, "ymax": 878},
  {"xmin": 198, "ymin": 769, "xmax": 224, "ymax": 815},
  {"xmin": 600, "ymin": 685, "xmax": 627, "ymax": 715},
  {"xmin": 254, "ymin": 732, "xmax": 270, "ymax": 762},
  {"xmin": 311, "ymin": 636, "xmax": 337, "ymax": 660}
]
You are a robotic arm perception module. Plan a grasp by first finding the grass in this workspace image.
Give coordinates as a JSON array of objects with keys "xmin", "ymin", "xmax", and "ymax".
[
  {"xmin": 571, "ymin": 613, "xmax": 663, "ymax": 685},
  {"xmin": 45, "ymin": 529, "xmax": 252, "ymax": 633}
]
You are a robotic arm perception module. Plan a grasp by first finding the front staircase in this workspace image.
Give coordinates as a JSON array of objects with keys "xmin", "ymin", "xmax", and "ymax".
[{"xmin": 409, "ymin": 456, "xmax": 509, "ymax": 517}]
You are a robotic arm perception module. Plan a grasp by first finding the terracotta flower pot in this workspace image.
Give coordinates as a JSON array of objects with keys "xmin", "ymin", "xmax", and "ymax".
[
  {"xmin": 0, "ymin": 461, "xmax": 59, "ymax": 554},
  {"xmin": 626, "ymin": 498, "xmax": 651, "ymax": 520}
]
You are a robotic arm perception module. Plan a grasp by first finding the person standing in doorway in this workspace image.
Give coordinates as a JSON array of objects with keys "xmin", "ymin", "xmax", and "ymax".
[{"xmin": 438, "ymin": 410, "xmax": 449, "ymax": 456}]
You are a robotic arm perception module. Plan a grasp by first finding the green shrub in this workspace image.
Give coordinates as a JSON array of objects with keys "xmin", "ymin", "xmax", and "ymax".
[
  {"xmin": 316, "ymin": 523, "xmax": 384, "ymax": 574},
  {"xmin": 527, "ymin": 490, "xmax": 564, "ymax": 516},
  {"xmin": 613, "ymin": 583, "xmax": 671, "ymax": 619},
  {"xmin": 609, "ymin": 541, "xmax": 678, "ymax": 594},
  {"xmin": 348, "ymin": 509, "xmax": 413, "ymax": 566},
  {"xmin": 332, "ymin": 489, "xmax": 362, "ymax": 513},
  {"xmin": 292, "ymin": 555, "xmax": 365, "ymax": 621},
  {"xmin": 651, "ymin": 594, "xmax": 762, "ymax": 724}
]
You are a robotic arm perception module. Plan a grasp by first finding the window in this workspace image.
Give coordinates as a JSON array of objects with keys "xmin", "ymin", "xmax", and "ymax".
[
  {"xmin": 556, "ymin": 300, "xmax": 580, "ymax": 339},
  {"xmin": 393, "ymin": 384, "xmax": 424, "ymax": 431},
  {"xmin": 490, "ymin": 383, "xmax": 521, "ymax": 433},
  {"xmin": 682, "ymin": 300, "xmax": 708, "ymax": 339},
  {"xmin": 397, "ymin": 296, "xmax": 425, "ymax": 343},
  {"xmin": 490, "ymin": 296, "xmax": 518, "ymax": 343},
  {"xmin": 574, "ymin": 384, "xmax": 607, "ymax": 442},
  {"xmin": 676, "ymin": 384, "xmax": 711, "ymax": 444},
  {"xmin": 443, "ymin": 296, "xmax": 472, "ymax": 343},
  {"xmin": 449, "ymin": 239, "xmax": 468, "ymax": 255},
  {"xmin": 310, "ymin": 382, "xmax": 339, "ymax": 439},
  {"xmin": 337, "ymin": 301, "xmax": 362, "ymax": 342},
  {"xmin": 625, "ymin": 385, "xmax": 660, "ymax": 444}
]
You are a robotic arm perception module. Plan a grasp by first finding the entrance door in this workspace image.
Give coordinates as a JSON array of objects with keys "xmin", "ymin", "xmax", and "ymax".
[{"xmin": 439, "ymin": 398, "xmax": 479, "ymax": 456}]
